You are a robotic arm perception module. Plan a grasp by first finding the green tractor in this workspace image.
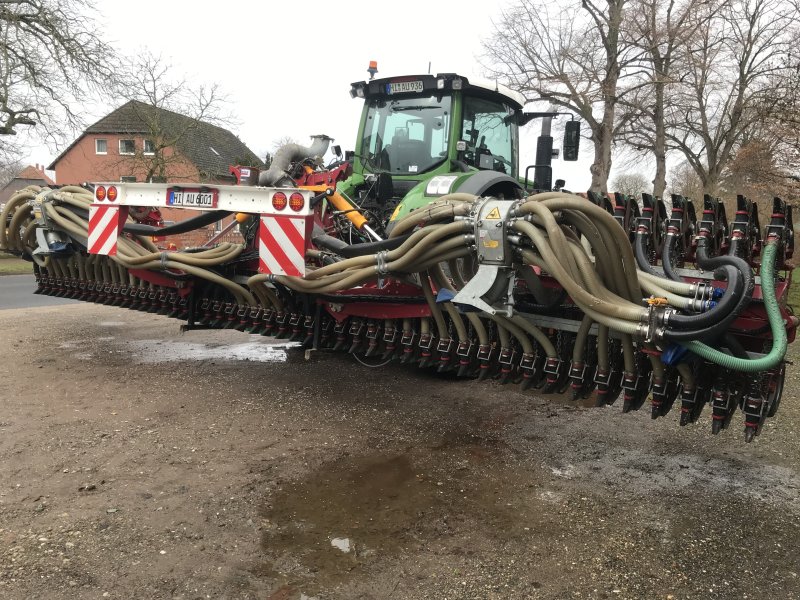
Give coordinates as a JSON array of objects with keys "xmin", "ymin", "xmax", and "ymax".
[{"xmin": 337, "ymin": 72, "xmax": 581, "ymax": 235}]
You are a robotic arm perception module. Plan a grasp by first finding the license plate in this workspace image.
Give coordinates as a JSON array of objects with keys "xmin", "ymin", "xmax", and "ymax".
[
  {"xmin": 167, "ymin": 188, "xmax": 218, "ymax": 208},
  {"xmin": 387, "ymin": 80, "xmax": 423, "ymax": 94}
]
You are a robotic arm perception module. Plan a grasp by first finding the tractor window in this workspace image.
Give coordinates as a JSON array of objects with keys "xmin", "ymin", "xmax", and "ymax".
[
  {"xmin": 361, "ymin": 95, "xmax": 451, "ymax": 175},
  {"xmin": 461, "ymin": 96, "xmax": 517, "ymax": 176}
]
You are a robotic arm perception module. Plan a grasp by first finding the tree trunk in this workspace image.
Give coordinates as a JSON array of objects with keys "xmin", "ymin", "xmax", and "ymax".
[
  {"xmin": 652, "ymin": 83, "xmax": 667, "ymax": 198},
  {"xmin": 703, "ymin": 167, "xmax": 720, "ymax": 196},
  {"xmin": 590, "ymin": 120, "xmax": 614, "ymax": 194}
]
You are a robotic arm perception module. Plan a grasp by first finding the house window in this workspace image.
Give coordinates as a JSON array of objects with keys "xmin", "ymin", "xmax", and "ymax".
[
  {"xmin": 143, "ymin": 140, "xmax": 156, "ymax": 155},
  {"xmin": 149, "ymin": 176, "xmax": 167, "ymax": 183},
  {"xmin": 119, "ymin": 139, "xmax": 135, "ymax": 155},
  {"xmin": 120, "ymin": 176, "xmax": 137, "ymax": 183},
  {"xmin": 95, "ymin": 139, "xmax": 107, "ymax": 155}
]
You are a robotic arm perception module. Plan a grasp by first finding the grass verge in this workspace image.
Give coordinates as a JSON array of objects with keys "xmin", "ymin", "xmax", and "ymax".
[{"xmin": 0, "ymin": 252, "xmax": 33, "ymax": 275}]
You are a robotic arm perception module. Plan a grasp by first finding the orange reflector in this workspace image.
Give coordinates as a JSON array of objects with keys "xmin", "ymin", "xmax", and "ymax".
[
  {"xmin": 272, "ymin": 192, "xmax": 287, "ymax": 211},
  {"xmin": 289, "ymin": 192, "xmax": 304, "ymax": 212},
  {"xmin": 235, "ymin": 212, "xmax": 250, "ymax": 223},
  {"xmin": 107, "ymin": 186, "xmax": 118, "ymax": 201},
  {"xmin": 95, "ymin": 186, "xmax": 106, "ymax": 201}
]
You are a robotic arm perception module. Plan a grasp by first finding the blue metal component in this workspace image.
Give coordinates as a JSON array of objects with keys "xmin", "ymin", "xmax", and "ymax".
[{"xmin": 662, "ymin": 343, "xmax": 691, "ymax": 366}]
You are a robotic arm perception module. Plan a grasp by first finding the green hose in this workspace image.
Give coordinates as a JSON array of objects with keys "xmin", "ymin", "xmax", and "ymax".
[{"xmin": 681, "ymin": 242, "xmax": 787, "ymax": 372}]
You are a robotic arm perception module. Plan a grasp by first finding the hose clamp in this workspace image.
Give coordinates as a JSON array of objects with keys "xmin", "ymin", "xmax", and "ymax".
[
  {"xmin": 498, "ymin": 347, "xmax": 517, "ymax": 365},
  {"xmin": 418, "ymin": 333, "xmax": 434, "ymax": 350},
  {"xmin": 437, "ymin": 338, "xmax": 454, "ymax": 354},
  {"xmin": 456, "ymin": 340, "xmax": 474, "ymax": 357},
  {"xmin": 476, "ymin": 344, "xmax": 493, "ymax": 361},
  {"xmin": 160, "ymin": 252, "xmax": 170, "ymax": 269},
  {"xmin": 642, "ymin": 305, "xmax": 672, "ymax": 345},
  {"xmin": 375, "ymin": 250, "xmax": 390, "ymax": 276}
]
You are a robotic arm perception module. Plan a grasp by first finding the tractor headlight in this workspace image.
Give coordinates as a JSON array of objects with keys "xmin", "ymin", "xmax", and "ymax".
[{"xmin": 425, "ymin": 175, "xmax": 458, "ymax": 196}]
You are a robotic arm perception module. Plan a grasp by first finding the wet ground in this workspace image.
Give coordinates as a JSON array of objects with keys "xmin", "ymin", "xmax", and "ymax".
[{"xmin": 1, "ymin": 303, "xmax": 799, "ymax": 599}]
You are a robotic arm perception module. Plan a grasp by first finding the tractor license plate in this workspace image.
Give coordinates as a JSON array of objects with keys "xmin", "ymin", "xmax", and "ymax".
[
  {"xmin": 166, "ymin": 188, "xmax": 219, "ymax": 209},
  {"xmin": 387, "ymin": 80, "xmax": 423, "ymax": 94}
]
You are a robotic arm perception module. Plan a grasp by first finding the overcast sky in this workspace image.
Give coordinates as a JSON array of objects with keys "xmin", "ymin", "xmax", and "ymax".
[{"xmin": 25, "ymin": 0, "xmax": 595, "ymax": 191}]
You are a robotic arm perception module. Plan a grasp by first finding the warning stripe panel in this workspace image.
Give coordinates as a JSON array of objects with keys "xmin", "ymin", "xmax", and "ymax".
[
  {"xmin": 258, "ymin": 215, "xmax": 308, "ymax": 277},
  {"xmin": 88, "ymin": 205, "xmax": 125, "ymax": 256}
]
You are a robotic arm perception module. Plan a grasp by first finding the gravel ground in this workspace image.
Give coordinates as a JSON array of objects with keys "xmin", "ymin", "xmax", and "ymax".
[{"xmin": 1, "ymin": 303, "xmax": 799, "ymax": 599}]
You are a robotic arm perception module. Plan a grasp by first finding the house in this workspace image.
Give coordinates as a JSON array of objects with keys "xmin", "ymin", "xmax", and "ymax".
[
  {"xmin": 48, "ymin": 100, "xmax": 265, "ymax": 247},
  {"xmin": 0, "ymin": 164, "xmax": 55, "ymax": 206}
]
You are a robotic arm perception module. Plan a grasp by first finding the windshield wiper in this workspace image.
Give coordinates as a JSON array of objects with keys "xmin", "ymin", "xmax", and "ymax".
[{"xmin": 391, "ymin": 105, "xmax": 439, "ymax": 112}]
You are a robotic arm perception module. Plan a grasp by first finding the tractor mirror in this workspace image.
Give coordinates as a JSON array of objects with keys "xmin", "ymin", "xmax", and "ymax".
[
  {"xmin": 332, "ymin": 145, "xmax": 343, "ymax": 159},
  {"xmin": 563, "ymin": 121, "xmax": 580, "ymax": 161}
]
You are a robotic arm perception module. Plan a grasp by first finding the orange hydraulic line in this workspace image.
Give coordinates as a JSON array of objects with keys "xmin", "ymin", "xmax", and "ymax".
[{"xmin": 299, "ymin": 184, "xmax": 368, "ymax": 230}]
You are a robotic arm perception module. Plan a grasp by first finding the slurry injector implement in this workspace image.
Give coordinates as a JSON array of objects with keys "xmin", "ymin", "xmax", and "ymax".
[{"xmin": 2, "ymin": 71, "xmax": 796, "ymax": 442}]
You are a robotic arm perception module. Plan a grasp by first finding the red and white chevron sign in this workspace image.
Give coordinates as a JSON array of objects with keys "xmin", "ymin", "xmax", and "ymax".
[
  {"xmin": 258, "ymin": 215, "xmax": 311, "ymax": 277},
  {"xmin": 88, "ymin": 204, "xmax": 128, "ymax": 256}
]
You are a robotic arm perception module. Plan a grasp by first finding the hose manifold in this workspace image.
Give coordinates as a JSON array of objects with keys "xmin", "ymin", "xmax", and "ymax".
[{"xmin": 640, "ymin": 305, "xmax": 672, "ymax": 344}]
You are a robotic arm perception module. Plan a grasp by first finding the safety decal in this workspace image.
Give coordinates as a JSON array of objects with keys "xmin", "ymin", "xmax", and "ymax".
[
  {"xmin": 88, "ymin": 204, "xmax": 128, "ymax": 256},
  {"xmin": 258, "ymin": 215, "xmax": 309, "ymax": 277}
]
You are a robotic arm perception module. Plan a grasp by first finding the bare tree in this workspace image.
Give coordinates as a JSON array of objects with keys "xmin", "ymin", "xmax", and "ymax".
[
  {"xmin": 619, "ymin": 0, "xmax": 720, "ymax": 198},
  {"xmin": 666, "ymin": 0, "xmax": 796, "ymax": 194},
  {"xmin": 0, "ymin": 0, "xmax": 115, "ymax": 143},
  {"xmin": 668, "ymin": 160, "xmax": 704, "ymax": 199},
  {"xmin": 610, "ymin": 171, "xmax": 651, "ymax": 196},
  {"xmin": 484, "ymin": 0, "xmax": 636, "ymax": 193},
  {"xmin": 271, "ymin": 136, "xmax": 298, "ymax": 152},
  {"xmin": 112, "ymin": 53, "xmax": 233, "ymax": 182},
  {"xmin": 0, "ymin": 154, "xmax": 22, "ymax": 187}
]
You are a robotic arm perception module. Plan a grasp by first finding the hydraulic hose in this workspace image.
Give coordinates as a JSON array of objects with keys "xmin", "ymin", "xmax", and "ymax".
[
  {"xmin": 661, "ymin": 234, "xmax": 682, "ymax": 281},
  {"xmin": 514, "ymin": 221, "xmax": 646, "ymax": 321},
  {"xmin": 635, "ymin": 231, "xmax": 659, "ymax": 277},
  {"xmin": 680, "ymin": 242, "xmax": 786, "ymax": 372},
  {"xmin": 665, "ymin": 237, "xmax": 753, "ymax": 337},
  {"xmin": 123, "ymin": 210, "xmax": 231, "ymax": 236},
  {"xmin": 533, "ymin": 195, "xmax": 642, "ymax": 302}
]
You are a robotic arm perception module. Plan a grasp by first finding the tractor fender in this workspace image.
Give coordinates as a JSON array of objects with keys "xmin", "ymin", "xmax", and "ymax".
[{"xmin": 454, "ymin": 171, "xmax": 524, "ymax": 199}]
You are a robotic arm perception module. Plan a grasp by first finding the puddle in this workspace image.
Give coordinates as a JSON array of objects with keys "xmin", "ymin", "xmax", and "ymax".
[
  {"xmin": 127, "ymin": 339, "xmax": 298, "ymax": 364},
  {"xmin": 261, "ymin": 455, "xmax": 421, "ymax": 571},
  {"xmin": 258, "ymin": 441, "xmax": 521, "ymax": 591}
]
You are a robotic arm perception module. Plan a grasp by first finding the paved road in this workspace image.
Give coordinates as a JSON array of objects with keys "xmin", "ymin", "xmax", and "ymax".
[{"xmin": 0, "ymin": 274, "xmax": 78, "ymax": 310}]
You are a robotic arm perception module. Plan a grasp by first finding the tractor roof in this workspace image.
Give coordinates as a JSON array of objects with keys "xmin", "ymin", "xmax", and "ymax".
[{"xmin": 350, "ymin": 74, "xmax": 527, "ymax": 109}]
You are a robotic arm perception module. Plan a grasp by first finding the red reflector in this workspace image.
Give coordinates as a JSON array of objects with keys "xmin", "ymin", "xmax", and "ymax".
[
  {"xmin": 289, "ymin": 192, "xmax": 304, "ymax": 212},
  {"xmin": 272, "ymin": 192, "xmax": 287, "ymax": 211},
  {"xmin": 95, "ymin": 186, "xmax": 106, "ymax": 201},
  {"xmin": 107, "ymin": 186, "xmax": 118, "ymax": 201}
]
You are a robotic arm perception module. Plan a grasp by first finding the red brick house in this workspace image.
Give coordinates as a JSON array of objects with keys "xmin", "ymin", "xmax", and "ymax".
[
  {"xmin": 0, "ymin": 164, "xmax": 55, "ymax": 206},
  {"xmin": 48, "ymin": 101, "xmax": 264, "ymax": 247}
]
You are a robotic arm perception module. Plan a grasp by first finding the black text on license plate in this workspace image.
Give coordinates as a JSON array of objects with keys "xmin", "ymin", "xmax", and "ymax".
[
  {"xmin": 167, "ymin": 189, "xmax": 218, "ymax": 208},
  {"xmin": 387, "ymin": 80, "xmax": 423, "ymax": 94}
]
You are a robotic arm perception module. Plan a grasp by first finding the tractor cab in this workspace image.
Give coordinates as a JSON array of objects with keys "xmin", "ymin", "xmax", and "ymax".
[
  {"xmin": 342, "ymin": 72, "xmax": 580, "ymax": 232},
  {"xmin": 350, "ymin": 73, "xmax": 525, "ymax": 180}
]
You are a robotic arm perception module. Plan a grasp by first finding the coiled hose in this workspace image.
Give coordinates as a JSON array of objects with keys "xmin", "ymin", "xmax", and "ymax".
[{"xmin": 681, "ymin": 241, "xmax": 786, "ymax": 372}]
